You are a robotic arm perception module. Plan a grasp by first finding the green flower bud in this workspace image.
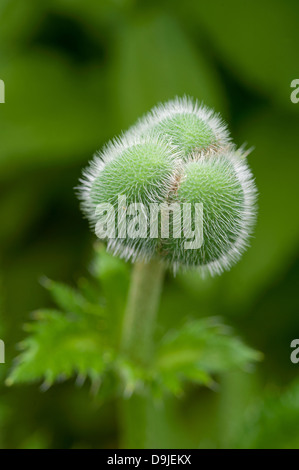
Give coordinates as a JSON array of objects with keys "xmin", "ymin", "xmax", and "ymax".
[
  {"xmin": 127, "ymin": 97, "xmax": 231, "ymax": 158},
  {"xmin": 78, "ymin": 97, "xmax": 257, "ymax": 276},
  {"xmin": 79, "ymin": 135, "xmax": 181, "ymax": 261},
  {"xmin": 160, "ymin": 150, "xmax": 257, "ymax": 275}
]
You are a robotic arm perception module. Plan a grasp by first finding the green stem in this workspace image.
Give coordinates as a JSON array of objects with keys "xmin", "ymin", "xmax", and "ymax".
[
  {"xmin": 121, "ymin": 258, "xmax": 165, "ymax": 365},
  {"xmin": 120, "ymin": 258, "xmax": 165, "ymax": 448}
]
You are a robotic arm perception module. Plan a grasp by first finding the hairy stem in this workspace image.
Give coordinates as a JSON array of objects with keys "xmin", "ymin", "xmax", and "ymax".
[
  {"xmin": 120, "ymin": 258, "xmax": 165, "ymax": 448},
  {"xmin": 121, "ymin": 258, "xmax": 165, "ymax": 364}
]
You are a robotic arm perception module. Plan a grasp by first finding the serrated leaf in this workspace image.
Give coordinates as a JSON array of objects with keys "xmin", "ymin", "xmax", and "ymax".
[
  {"xmin": 41, "ymin": 277, "xmax": 105, "ymax": 317},
  {"xmin": 156, "ymin": 318, "xmax": 261, "ymax": 394},
  {"xmin": 7, "ymin": 309, "xmax": 112, "ymax": 388}
]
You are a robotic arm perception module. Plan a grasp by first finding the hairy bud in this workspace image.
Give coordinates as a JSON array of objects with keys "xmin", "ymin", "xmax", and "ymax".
[{"xmin": 78, "ymin": 97, "xmax": 257, "ymax": 276}]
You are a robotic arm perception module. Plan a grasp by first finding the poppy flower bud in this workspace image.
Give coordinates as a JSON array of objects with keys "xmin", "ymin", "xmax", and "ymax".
[{"xmin": 79, "ymin": 97, "xmax": 257, "ymax": 275}]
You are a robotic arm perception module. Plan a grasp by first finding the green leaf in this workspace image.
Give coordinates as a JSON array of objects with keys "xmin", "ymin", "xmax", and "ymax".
[
  {"xmin": 156, "ymin": 318, "xmax": 261, "ymax": 394},
  {"xmin": 7, "ymin": 308, "xmax": 112, "ymax": 388},
  {"xmin": 41, "ymin": 277, "xmax": 105, "ymax": 317},
  {"xmin": 6, "ymin": 248, "xmax": 130, "ymax": 393}
]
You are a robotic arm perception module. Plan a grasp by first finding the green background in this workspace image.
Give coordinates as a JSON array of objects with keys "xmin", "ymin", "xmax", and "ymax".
[{"xmin": 1, "ymin": 0, "xmax": 299, "ymax": 449}]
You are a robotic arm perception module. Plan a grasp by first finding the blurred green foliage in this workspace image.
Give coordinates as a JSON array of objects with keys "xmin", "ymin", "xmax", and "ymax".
[{"xmin": 1, "ymin": 0, "xmax": 299, "ymax": 449}]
